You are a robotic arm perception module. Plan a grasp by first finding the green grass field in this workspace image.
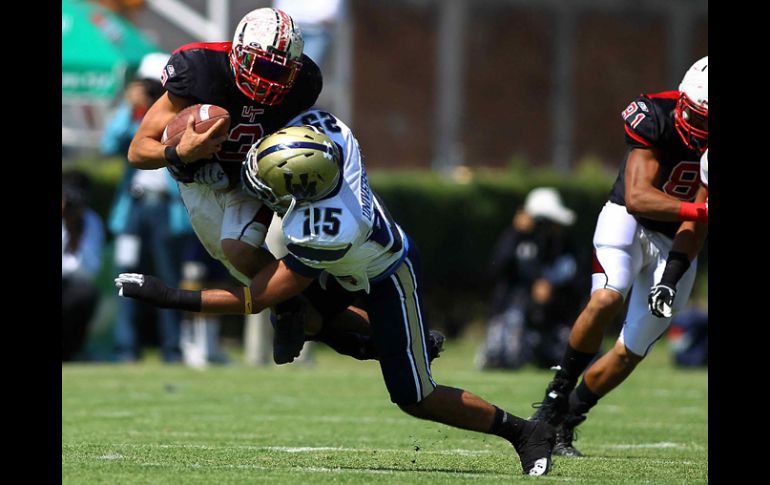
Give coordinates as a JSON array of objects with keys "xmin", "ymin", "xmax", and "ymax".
[{"xmin": 62, "ymin": 335, "xmax": 707, "ymax": 484}]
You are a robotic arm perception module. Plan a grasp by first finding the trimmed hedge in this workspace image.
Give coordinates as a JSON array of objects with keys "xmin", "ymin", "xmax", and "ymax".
[
  {"xmin": 369, "ymin": 167, "xmax": 612, "ymax": 282},
  {"xmin": 367, "ymin": 166, "xmax": 615, "ymax": 329}
]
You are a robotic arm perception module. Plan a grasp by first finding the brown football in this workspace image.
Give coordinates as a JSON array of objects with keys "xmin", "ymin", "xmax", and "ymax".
[{"xmin": 161, "ymin": 104, "xmax": 231, "ymax": 146}]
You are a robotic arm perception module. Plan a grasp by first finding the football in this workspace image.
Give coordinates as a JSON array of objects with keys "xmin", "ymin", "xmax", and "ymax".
[{"xmin": 161, "ymin": 104, "xmax": 231, "ymax": 146}]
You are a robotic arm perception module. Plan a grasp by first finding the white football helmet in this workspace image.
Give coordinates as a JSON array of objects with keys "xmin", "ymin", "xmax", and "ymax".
[
  {"xmin": 229, "ymin": 8, "xmax": 304, "ymax": 105},
  {"xmin": 675, "ymin": 56, "xmax": 708, "ymax": 153},
  {"xmin": 700, "ymin": 149, "xmax": 708, "ymax": 187}
]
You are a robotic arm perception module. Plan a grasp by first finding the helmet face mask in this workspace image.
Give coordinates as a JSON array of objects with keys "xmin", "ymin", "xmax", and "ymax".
[
  {"xmin": 230, "ymin": 8, "xmax": 304, "ymax": 105},
  {"xmin": 242, "ymin": 126, "xmax": 341, "ymax": 215},
  {"xmin": 675, "ymin": 56, "xmax": 708, "ymax": 153}
]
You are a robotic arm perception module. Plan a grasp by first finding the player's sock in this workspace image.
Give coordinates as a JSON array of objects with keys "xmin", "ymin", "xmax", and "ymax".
[
  {"xmin": 488, "ymin": 406, "xmax": 529, "ymax": 443},
  {"xmin": 555, "ymin": 345, "xmax": 598, "ymax": 387},
  {"xmin": 567, "ymin": 380, "xmax": 600, "ymax": 415}
]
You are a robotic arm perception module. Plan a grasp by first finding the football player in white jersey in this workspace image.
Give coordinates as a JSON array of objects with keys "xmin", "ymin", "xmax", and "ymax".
[
  {"xmin": 648, "ymin": 148, "xmax": 708, "ymax": 318},
  {"xmin": 116, "ymin": 115, "xmax": 556, "ymax": 476}
]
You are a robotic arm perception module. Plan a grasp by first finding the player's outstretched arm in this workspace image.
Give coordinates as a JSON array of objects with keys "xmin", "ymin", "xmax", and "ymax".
[{"xmin": 115, "ymin": 259, "xmax": 314, "ymax": 315}]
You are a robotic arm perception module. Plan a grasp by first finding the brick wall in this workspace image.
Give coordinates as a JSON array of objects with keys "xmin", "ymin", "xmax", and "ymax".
[{"xmin": 350, "ymin": 3, "xmax": 707, "ymax": 169}]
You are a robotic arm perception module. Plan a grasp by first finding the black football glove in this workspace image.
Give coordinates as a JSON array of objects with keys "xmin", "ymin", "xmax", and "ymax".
[
  {"xmin": 115, "ymin": 273, "xmax": 201, "ymax": 312},
  {"xmin": 648, "ymin": 284, "xmax": 676, "ymax": 318}
]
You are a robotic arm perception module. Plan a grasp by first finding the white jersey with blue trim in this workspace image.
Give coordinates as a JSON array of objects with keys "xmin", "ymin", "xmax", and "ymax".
[{"xmin": 279, "ymin": 109, "xmax": 407, "ymax": 292}]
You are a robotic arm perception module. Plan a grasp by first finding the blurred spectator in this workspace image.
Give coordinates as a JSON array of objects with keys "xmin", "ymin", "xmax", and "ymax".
[
  {"xmin": 273, "ymin": 0, "xmax": 343, "ymax": 70},
  {"xmin": 62, "ymin": 171, "xmax": 105, "ymax": 361},
  {"xmin": 102, "ymin": 52, "xmax": 192, "ymax": 363},
  {"xmin": 477, "ymin": 188, "xmax": 582, "ymax": 370},
  {"xmin": 179, "ymin": 239, "xmax": 231, "ymax": 367},
  {"xmin": 667, "ymin": 307, "xmax": 707, "ymax": 367}
]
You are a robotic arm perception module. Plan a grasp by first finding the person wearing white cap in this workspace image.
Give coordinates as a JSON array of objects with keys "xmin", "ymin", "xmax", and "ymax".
[
  {"xmin": 478, "ymin": 187, "xmax": 580, "ymax": 370},
  {"xmin": 530, "ymin": 57, "xmax": 709, "ymax": 457},
  {"xmin": 524, "ymin": 187, "xmax": 576, "ymax": 226}
]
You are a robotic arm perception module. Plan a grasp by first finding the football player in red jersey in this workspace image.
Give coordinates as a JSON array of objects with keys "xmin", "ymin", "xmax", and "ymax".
[
  {"xmin": 124, "ymin": 8, "xmax": 441, "ymax": 366},
  {"xmin": 529, "ymin": 57, "xmax": 709, "ymax": 456},
  {"xmin": 125, "ymin": 8, "xmax": 327, "ymax": 363},
  {"xmin": 128, "ymin": 7, "xmax": 321, "ymax": 283}
]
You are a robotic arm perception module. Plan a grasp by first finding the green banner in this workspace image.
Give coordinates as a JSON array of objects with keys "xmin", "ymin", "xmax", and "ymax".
[{"xmin": 62, "ymin": 0, "xmax": 159, "ymax": 99}]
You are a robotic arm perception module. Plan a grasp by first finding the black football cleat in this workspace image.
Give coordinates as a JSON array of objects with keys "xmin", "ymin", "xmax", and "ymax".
[
  {"xmin": 513, "ymin": 420, "xmax": 556, "ymax": 476},
  {"xmin": 553, "ymin": 414, "xmax": 586, "ymax": 457},
  {"xmin": 428, "ymin": 330, "xmax": 445, "ymax": 363},
  {"xmin": 271, "ymin": 300, "xmax": 308, "ymax": 365},
  {"xmin": 529, "ymin": 377, "xmax": 572, "ymax": 426}
]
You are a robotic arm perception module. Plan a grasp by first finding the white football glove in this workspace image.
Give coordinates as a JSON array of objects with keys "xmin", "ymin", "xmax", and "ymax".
[
  {"xmin": 194, "ymin": 162, "xmax": 229, "ymax": 191},
  {"xmin": 648, "ymin": 284, "xmax": 676, "ymax": 318}
]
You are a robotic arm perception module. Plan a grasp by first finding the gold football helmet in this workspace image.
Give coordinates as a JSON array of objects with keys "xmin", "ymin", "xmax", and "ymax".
[{"xmin": 242, "ymin": 125, "xmax": 341, "ymax": 214}]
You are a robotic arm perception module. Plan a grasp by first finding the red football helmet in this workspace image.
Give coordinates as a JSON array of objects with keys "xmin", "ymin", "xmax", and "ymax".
[
  {"xmin": 229, "ymin": 8, "xmax": 304, "ymax": 105},
  {"xmin": 675, "ymin": 56, "xmax": 708, "ymax": 153}
]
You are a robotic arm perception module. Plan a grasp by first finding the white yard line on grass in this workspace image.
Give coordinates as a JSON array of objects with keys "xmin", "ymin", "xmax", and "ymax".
[
  {"xmin": 108, "ymin": 442, "xmax": 497, "ymax": 455},
  {"xmin": 603, "ymin": 442, "xmax": 705, "ymax": 450},
  {"xmin": 96, "ymin": 454, "xmax": 124, "ymax": 460}
]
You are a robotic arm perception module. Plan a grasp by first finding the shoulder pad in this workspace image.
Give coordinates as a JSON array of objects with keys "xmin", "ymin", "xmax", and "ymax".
[
  {"xmin": 162, "ymin": 49, "xmax": 199, "ymax": 99},
  {"xmin": 621, "ymin": 95, "xmax": 668, "ymax": 148}
]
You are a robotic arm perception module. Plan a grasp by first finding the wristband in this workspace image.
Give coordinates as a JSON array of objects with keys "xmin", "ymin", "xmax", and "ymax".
[
  {"xmin": 659, "ymin": 251, "xmax": 691, "ymax": 288},
  {"xmin": 678, "ymin": 201, "xmax": 708, "ymax": 223},
  {"xmin": 164, "ymin": 145, "xmax": 186, "ymax": 169},
  {"xmin": 243, "ymin": 287, "xmax": 253, "ymax": 314},
  {"xmin": 164, "ymin": 287, "xmax": 202, "ymax": 312}
]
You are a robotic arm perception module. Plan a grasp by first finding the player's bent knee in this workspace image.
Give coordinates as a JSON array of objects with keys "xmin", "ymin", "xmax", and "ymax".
[
  {"xmin": 589, "ymin": 288, "xmax": 624, "ymax": 311},
  {"xmin": 614, "ymin": 341, "xmax": 644, "ymax": 367},
  {"xmin": 398, "ymin": 401, "xmax": 429, "ymax": 419}
]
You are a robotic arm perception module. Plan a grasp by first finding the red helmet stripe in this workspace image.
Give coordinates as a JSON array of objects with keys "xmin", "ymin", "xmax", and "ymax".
[{"xmin": 274, "ymin": 9, "xmax": 292, "ymax": 53}]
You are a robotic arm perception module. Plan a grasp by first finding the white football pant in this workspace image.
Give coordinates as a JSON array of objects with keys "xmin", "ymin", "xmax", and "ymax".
[{"xmin": 591, "ymin": 202, "xmax": 697, "ymax": 356}]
